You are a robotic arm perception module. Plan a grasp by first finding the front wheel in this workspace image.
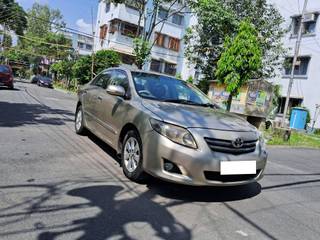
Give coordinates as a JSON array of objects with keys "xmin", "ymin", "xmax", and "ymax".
[
  {"xmin": 122, "ymin": 130, "xmax": 148, "ymax": 183},
  {"xmin": 75, "ymin": 105, "xmax": 86, "ymax": 135}
]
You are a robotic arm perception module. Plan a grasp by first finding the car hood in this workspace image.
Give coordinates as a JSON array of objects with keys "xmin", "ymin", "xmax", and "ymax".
[{"xmin": 142, "ymin": 100, "xmax": 256, "ymax": 132}]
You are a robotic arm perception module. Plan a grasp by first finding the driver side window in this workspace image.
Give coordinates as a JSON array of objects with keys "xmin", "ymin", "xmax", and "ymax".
[
  {"xmin": 108, "ymin": 70, "xmax": 129, "ymax": 92},
  {"xmin": 91, "ymin": 71, "xmax": 111, "ymax": 89}
]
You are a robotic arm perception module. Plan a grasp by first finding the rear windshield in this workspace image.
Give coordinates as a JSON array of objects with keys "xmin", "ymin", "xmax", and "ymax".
[{"xmin": 0, "ymin": 65, "xmax": 10, "ymax": 74}]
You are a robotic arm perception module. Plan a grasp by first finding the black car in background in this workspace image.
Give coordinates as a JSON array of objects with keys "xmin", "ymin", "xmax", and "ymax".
[
  {"xmin": 0, "ymin": 65, "xmax": 14, "ymax": 89},
  {"xmin": 37, "ymin": 76, "xmax": 53, "ymax": 88}
]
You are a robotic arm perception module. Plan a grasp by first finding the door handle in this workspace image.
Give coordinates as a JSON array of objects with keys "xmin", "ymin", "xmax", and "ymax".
[{"xmin": 97, "ymin": 96, "xmax": 102, "ymax": 101}]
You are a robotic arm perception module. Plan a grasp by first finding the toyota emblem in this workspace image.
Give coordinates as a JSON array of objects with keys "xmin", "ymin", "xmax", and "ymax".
[{"xmin": 232, "ymin": 138, "xmax": 244, "ymax": 148}]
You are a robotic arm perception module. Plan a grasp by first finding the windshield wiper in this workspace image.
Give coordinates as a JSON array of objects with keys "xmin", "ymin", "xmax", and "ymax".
[{"xmin": 162, "ymin": 99, "xmax": 200, "ymax": 105}]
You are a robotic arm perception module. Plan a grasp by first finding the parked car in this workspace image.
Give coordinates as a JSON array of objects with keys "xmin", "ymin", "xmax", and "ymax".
[
  {"xmin": 75, "ymin": 67, "xmax": 268, "ymax": 186},
  {"xmin": 0, "ymin": 65, "xmax": 14, "ymax": 89},
  {"xmin": 30, "ymin": 75, "xmax": 40, "ymax": 84},
  {"xmin": 37, "ymin": 76, "xmax": 53, "ymax": 88}
]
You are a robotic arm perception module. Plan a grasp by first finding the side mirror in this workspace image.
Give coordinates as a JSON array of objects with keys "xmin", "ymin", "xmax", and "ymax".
[{"xmin": 106, "ymin": 85, "xmax": 126, "ymax": 97}]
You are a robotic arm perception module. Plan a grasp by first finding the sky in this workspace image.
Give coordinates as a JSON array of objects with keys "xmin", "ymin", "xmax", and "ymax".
[{"xmin": 16, "ymin": 0, "xmax": 98, "ymax": 34}]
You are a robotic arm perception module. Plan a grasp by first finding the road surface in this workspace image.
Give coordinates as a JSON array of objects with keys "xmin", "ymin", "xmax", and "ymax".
[{"xmin": 0, "ymin": 82, "xmax": 320, "ymax": 240}]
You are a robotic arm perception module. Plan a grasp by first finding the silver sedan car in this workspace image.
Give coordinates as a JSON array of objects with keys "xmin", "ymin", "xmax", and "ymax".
[{"xmin": 75, "ymin": 67, "xmax": 268, "ymax": 186}]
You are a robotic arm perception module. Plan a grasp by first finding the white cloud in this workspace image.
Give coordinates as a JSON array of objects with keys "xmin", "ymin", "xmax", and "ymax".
[{"xmin": 76, "ymin": 18, "xmax": 93, "ymax": 35}]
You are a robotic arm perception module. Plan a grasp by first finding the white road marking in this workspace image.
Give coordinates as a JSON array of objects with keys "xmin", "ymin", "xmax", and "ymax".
[{"xmin": 236, "ymin": 230, "xmax": 249, "ymax": 237}]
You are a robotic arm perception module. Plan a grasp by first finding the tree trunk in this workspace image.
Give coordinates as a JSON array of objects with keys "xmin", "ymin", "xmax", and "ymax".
[{"xmin": 226, "ymin": 92, "xmax": 234, "ymax": 112}]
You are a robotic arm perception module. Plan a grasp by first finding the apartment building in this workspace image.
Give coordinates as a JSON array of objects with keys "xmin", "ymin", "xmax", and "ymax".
[
  {"xmin": 63, "ymin": 31, "xmax": 94, "ymax": 56},
  {"xmin": 94, "ymin": 0, "xmax": 196, "ymax": 79},
  {"xmin": 269, "ymin": 0, "xmax": 320, "ymax": 128}
]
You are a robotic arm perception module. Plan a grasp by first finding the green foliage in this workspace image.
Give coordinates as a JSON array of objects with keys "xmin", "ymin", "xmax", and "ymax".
[
  {"xmin": 51, "ymin": 60, "xmax": 74, "ymax": 81},
  {"xmin": 0, "ymin": 0, "xmax": 27, "ymax": 35},
  {"xmin": 73, "ymin": 50, "xmax": 121, "ymax": 85},
  {"xmin": 72, "ymin": 55, "xmax": 92, "ymax": 85},
  {"xmin": 187, "ymin": 75, "xmax": 194, "ymax": 84},
  {"xmin": 94, "ymin": 49, "xmax": 121, "ymax": 74},
  {"xmin": 133, "ymin": 37, "xmax": 151, "ymax": 69},
  {"xmin": 196, "ymin": 79, "xmax": 210, "ymax": 93},
  {"xmin": 185, "ymin": 0, "xmax": 286, "ymax": 84},
  {"xmin": 0, "ymin": 31, "xmax": 12, "ymax": 48},
  {"xmin": 18, "ymin": 3, "xmax": 71, "ymax": 62},
  {"xmin": 175, "ymin": 73, "xmax": 182, "ymax": 80},
  {"xmin": 215, "ymin": 20, "xmax": 262, "ymax": 111}
]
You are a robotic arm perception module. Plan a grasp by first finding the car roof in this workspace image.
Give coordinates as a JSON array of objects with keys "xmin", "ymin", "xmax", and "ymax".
[{"xmin": 108, "ymin": 66, "xmax": 179, "ymax": 79}]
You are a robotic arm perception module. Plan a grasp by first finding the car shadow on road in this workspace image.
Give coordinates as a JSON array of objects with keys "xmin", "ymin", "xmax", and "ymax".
[
  {"xmin": 0, "ymin": 101, "xmax": 74, "ymax": 127},
  {"xmin": 146, "ymin": 178, "xmax": 261, "ymax": 203},
  {"xmin": 36, "ymin": 184, "xmax": 192, "ymax": 240},
  {"xmin": 0, "ymin": 87, "xmax": 20, "ymax": 91}
]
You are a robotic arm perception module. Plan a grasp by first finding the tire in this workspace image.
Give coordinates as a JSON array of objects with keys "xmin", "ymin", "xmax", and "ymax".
[
  {"xmin": 75, "ymin": 105, "xmax": 87, "ymax": 135},
  {"xmin": 122, "ymin": 130, "xmax": 148, "ymax": 183},
  {"xmin": 9, "ymin": 84, "xmax": 14, "ymax": 90}
]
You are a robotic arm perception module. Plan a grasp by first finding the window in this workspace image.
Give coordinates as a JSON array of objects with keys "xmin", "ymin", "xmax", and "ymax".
[
  {"xmin": 150, "ymin": 59, "xmax": 162, "ymax": 73},
  {"xmin": 109, "ymin": 70, "xmax": 129, "ymax": 92},
  {"xmin": 105, "ymin": 2, "xmax": 110, "ymax": 12},
  {"xmin": 120, "ymin": 22, "xmax": 138, "ymax": 37},
  {"xmin": 164, "ymin": 62, "xmax": 177, "ymax": 76},
  {"xmin": 121, "ymin": 54, "xmax": 135, "ymax": 65},
  {"xmin": 92, "ymin": 72, "xmax": 111, "ymax": 89},
  {"xmin": 78, "ymin": 42, "xmax": 85, "ymax": 49},
  {"xmin": 100, "ymin": 24, "xmax": 108, "ymax": 40},
  {"xmin": 168, "ymin": 37, "xmax": 180, "ymax": 51},
  {"xmin": 172, "ymin": 14, "xmax": 184, "ymax": 26},
  {"xmin": 292, "ymin": 14, "xmax": 318, "ymax": 35},
  {"xmin": 158, "ymin": 7, "xmax": 168, "ymax": 20},
  {"xmin": 155, "ymin": 32, "xmax": 165, "ymax": 47},
  {"xmin": 284, "ymin": 56, "xmax": 311, "ymax": 76},
  {"xmin": 86, "ymin": 44, "xmax": 93, "ymax": 50}
]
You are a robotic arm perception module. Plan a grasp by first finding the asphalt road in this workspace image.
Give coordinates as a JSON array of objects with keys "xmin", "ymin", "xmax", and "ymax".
[{"xmin": 0, "ymin": 82, "xmax": 320, "ymax": 240}]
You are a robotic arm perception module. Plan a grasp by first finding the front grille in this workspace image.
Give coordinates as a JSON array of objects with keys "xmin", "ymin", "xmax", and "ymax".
[
  {"xmin": 205, "ymin": 137, "xmax": 257, "ymax": 155},
  {"xmin": 204, "ymin": 170, "xmax": 261, "ymax": 182}
]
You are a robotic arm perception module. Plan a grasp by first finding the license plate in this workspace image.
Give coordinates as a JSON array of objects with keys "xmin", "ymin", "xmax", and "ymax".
[{"xmin": 220, "ymin": 161, "xmax": 256, "ymax": 175}]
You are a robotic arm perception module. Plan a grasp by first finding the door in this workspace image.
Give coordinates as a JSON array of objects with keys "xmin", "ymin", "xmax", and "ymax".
[
  {"xmin": 96, "ymin": 69, "xmax": 131, "ymax": 147},
  {"xmin": 82, "ymin": 72, "xmax": 111, "ymax": 133}
]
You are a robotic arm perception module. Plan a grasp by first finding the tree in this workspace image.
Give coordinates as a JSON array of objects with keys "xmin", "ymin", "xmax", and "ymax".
[
  {"xmin": 107, "ymin": 0, "xmax": 188, "ymax": 68},
  {"xmin": 18, "ymin": 3, "xmax": 72, "ymax": 63},
  {"xmin": 215, "ymin": 20, "xmax": 262, "ymax": 111},
  {"xmin": 185, "ymin": 0, "xmax": 286, "ymax": 90},
  {"xmin": 0, "ymin": 0, "xmax": 27, "ymax": 35},
  {"xmin": 73, "ymin": 50, "xmax": 121, "ymax": 85}
]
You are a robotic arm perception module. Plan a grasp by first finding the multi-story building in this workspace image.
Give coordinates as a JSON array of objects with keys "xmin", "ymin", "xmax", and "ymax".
[
  {"xmin": 63, "ymin": 31, "xmax": 94, "ymax": 56},
  {"xmin": 269, "ymin": 0, "xmax": 320, "ymax": 128},
  {"xmin": 94, "ymin": 0, "xmax": 196, "ymax": 79}
]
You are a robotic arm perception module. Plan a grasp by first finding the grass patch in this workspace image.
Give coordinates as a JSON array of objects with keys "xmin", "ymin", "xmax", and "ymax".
[
  {"xmin": 53, "ymin": 81, "xmax": 77, "ymax": 94},
  {"xmin": 265, "ymin": 129, "xmax": 320, "ymax": 148}
]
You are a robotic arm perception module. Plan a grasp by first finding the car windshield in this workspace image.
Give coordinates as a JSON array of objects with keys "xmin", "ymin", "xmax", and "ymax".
[
  {"xmin": 132, "ymin": 72, "xmax": 214, "ymax": 107},
  {"xmin": 0, "ymin": 65, "xmax": 10, "ymax": 74}
]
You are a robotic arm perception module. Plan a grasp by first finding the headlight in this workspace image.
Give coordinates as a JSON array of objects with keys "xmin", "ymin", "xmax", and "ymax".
[{"xmin": 149, "ymin": 118, "xmax": 197, "ymax": 149}]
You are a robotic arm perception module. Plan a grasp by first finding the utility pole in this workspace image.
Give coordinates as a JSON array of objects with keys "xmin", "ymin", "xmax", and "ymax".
[
  {"xmin": 91, "ymin": 6, "xmax": 95, "ymax": 80},
  {"xmin": 281, "ymin": 0, "xmax": 309, "ymax": 127},
  {"xmin": 311, "ymin": 104, "xmax": 320, "ymax": 131}
]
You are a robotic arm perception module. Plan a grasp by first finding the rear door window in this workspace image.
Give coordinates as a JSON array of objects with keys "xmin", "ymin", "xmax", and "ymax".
[{"xmin": 0, "ymin": 66, "xmax": 10, "ymax": 74}]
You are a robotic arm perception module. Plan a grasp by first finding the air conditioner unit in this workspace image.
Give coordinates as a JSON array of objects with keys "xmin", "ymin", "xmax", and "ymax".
[{"xmin": 303, "ymin": 13, "xmax": 317, "ymax": 22}]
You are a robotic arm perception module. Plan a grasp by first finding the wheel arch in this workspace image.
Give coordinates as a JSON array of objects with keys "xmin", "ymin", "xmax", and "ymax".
[{"xmin": 118, "ymin": 123, "xmax": 140, "ymax": 154}]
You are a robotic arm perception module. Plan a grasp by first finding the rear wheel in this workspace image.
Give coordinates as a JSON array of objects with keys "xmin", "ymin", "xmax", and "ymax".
[
  {"xmin": 75, "ymin": 105, "xmax": 87, "ymax": 135},
  {"xmin": 122, "ymin": 130, "xmax": 148, "ymax": 182}
]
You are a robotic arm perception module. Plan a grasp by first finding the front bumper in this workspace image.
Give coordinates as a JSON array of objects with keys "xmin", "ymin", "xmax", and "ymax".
[{"xmin": 142, "ymin": 128, "xmax": 267, "ymax": 186}]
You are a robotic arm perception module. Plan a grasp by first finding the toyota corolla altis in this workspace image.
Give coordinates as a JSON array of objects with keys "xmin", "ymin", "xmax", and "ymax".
[{"xmin": 75, "ymin": 67, "xmax": 267, "ymax": 186}]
